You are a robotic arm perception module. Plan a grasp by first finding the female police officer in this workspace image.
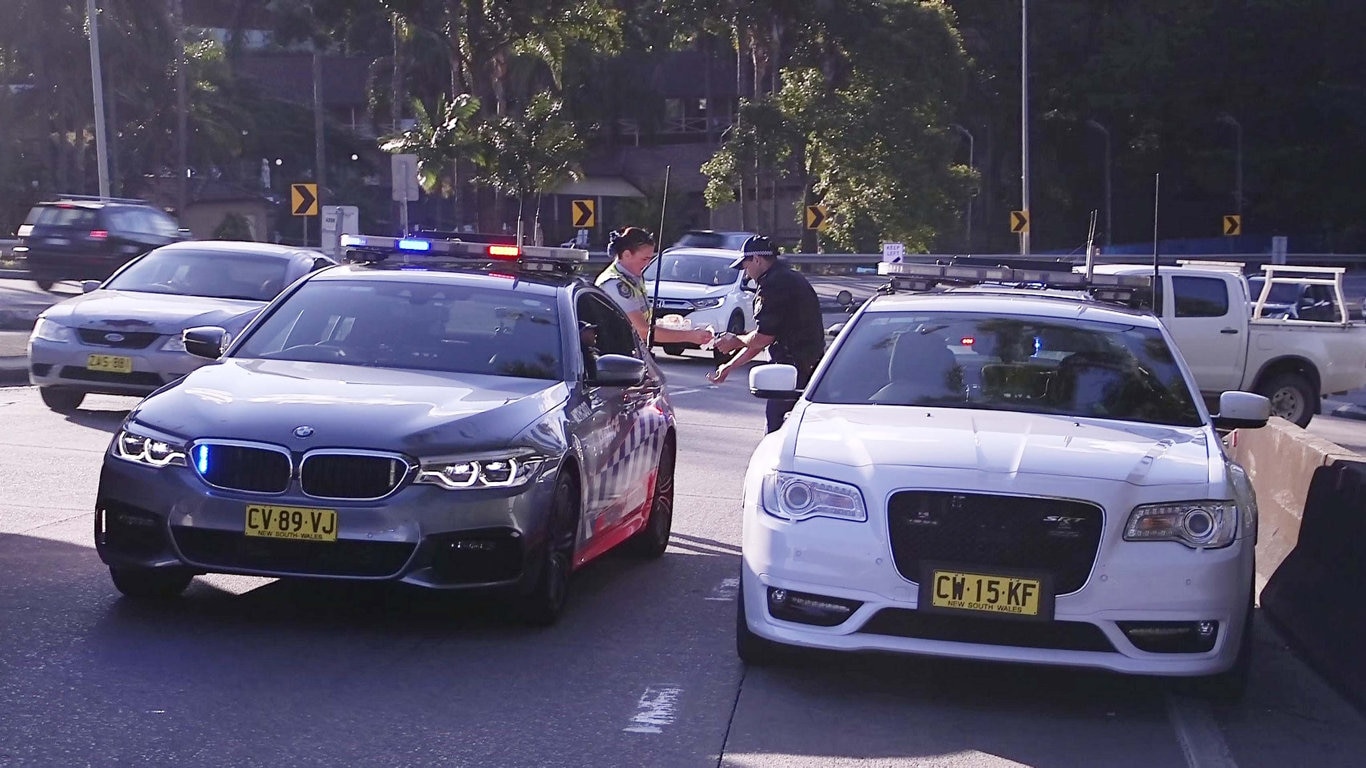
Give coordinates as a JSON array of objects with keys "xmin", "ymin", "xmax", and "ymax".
[
  {"xmin": 709, "ymin": 236, "xmax": 825, "ymax": 432},
  {"xmin": 596, "ymin": 226, "xmax": 713, "ymax": 348}
]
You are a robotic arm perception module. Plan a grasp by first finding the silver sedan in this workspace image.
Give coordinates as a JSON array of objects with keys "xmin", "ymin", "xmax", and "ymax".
[{"xmin": 28, "ymin": 241, "xmax": 333, "ymax": 412}]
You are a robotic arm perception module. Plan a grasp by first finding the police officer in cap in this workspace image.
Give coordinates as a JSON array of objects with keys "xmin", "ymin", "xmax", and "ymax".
[
  {"xmin": 709, "ymin": 235, "xmax": 825, "ymax": 432},
  {"xmin": 597, "ymin": 226, "xmax": 713, "ymax": 348}
]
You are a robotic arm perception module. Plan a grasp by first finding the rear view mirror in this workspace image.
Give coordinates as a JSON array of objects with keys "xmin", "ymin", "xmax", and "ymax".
[
  {"xmin": 750, "ymin": 364, "xmax": 800, "ymax": 399},
  {"xmin": 183, "ymin": 326, "xmax": 229, "ymax": 360},
  {"xmin": 1212, "ymin": 391, "xmax": 1270, "ymax": 431},
  {"xmin": 592, "ymin": 354, "xmax": 646, "ymax": 386}
]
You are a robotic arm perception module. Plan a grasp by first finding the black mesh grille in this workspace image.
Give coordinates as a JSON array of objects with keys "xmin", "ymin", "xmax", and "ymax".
[
  {"xmin": 301, "ymin": 454, "xmax": 407, "ymax": 499},
  {"xmin": 887, "ymin": 491, "xmax": 1103, "ymax": 595},
  {"xmin": 59, "ymin": 366, "xmax": 163, "ymax": 386},
  {"xmin": 77, "ymin": 329, "xmax": 160, "ymax": 349},
  {"xmin": 97, "ymin": 499, "xmax": 168, "ymax": 557},
  {"xmin": 172, "ymin": 527, "xmax": 413, "ymax": 577},
  {"xmin": 194, "ymin": 443, "xmax": 291, "ymax": 493},
  {"xmin": 859, "ymin": 608, "xmax": 1116, "ymax": 652},
  {"xmin": 426, "ymin": 529, "xmax": 524, "ymax": 584}
]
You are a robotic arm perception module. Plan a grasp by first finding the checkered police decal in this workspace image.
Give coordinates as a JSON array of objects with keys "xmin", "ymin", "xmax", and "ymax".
[{"xmin": 580, "ymin": 406, "xmax": 671, "ymax": 542}]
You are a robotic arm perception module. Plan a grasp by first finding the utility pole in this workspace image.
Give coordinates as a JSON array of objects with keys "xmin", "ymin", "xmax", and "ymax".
[
  {"xmin": 1020, "ymin": 0, "xmax": 1031, "ymax": 256},
  {"xmin": 86, "ymin": 0, "xmax": 110, "ymax": 198},
  {"xmin": 950, "ymin": 124, "xmax": 975, "ymax": 253},
  {"xmin": 172, "ymin": 0, "xmax": 188, "ymax": 213},
  {"xmin": 1218, "ymin": 113, "xmax": 1244, "ymax": 215}
]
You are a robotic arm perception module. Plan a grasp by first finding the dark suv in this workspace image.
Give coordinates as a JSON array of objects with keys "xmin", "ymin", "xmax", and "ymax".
[{"xmin": 16, "ymin": 196, "xmax": 188, "ymax": 290}]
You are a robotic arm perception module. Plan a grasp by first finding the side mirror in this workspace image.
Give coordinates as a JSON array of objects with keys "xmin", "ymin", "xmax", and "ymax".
[
  {"xmin": 1212, "ymin": 391, "xmax": 1271, "ymax": 431},
  {"xmin": 591, "ymin": 354, "xmax": 647, "ymax": 386},
  {"xmin": 827, "ymin": 322, "xmax": 845, "ymax": 338},
  {"xmin": 81, "ymin": 280, "xmax": 101, "ymax": 294},
  {"xmin": 836, "ymin": 289, "xmax": 853, "ymax": 308},
  {"xmin": 183, "ymin": 326, "xmax": 229, "ymax": 360},
  {"xmin": 750, "ymin": 363, "xmax": 800, "ymax": 399},
  {"xmin": 741, "ymin": 278, "xmax": 757, "ymax": 293}
]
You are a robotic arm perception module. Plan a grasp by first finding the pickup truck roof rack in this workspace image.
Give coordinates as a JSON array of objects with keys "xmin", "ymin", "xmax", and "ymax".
[
  {"xmin": 339, "ymin": 234, "xmax": 589, "ymax": 274},
  {"xmin": 877, "ymin": 260, "xmax": 1153, "ymax": 309},
  {"xmin": 1251, "ymin": 264, "xmax": 1352, "ymax": 325},
  {"xmin": 52, "ymin": 194, "xmax": 149, "ymax": 205}
]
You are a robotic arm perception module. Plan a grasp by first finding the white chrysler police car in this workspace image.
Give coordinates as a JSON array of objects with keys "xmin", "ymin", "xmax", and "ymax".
[{"xmin": 738, "ymin": 263, "xmax": 1270, "ymax": 697}]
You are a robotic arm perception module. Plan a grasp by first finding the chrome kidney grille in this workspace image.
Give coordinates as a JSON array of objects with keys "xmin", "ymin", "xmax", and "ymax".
[{"xmin": 299, "ymin": 451, "xmax": 411, "ymax": 501}]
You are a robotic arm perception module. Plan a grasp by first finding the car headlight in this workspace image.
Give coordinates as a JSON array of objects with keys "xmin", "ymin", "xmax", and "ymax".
[
  {"xmin": 32, "ymin": 318, "xmax": 74, "ymax": 343},
  {"xmin": 160, "ymin": 334, "xmax": 187, "ymax": 352},
  {"xmin": 112, "ymin": 428, "xmax": 187, "ymax": 467},
  {"xmin": 415, "ymin": 450, "xmax": 549, "ymax": 490},
  {"xmin": 760, "ymin": 471, "xmax": 866, "ymax": 522},
  {"xmin": 1124, "ymin": 502, "xmax": 1238, "ymax": 549},
  {"xmin": 692, "ymin": 296, "xmax": 724, "ymax": 309}
]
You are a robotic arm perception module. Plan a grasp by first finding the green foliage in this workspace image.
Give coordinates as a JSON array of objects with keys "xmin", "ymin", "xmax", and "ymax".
[
  {"xmin": 212, "ymin": 212, "xmax": 256, "ymax": 241},
  {"xmin": 474, "ymin": 92, "xmax": 583, "ymax": 199}
]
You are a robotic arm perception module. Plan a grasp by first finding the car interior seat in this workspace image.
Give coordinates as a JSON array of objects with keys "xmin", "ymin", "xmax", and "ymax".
[
  {"xmin": 1050, "ymin": 351, "xmax": 1133, "ymax": 415},
  {"xmin": 870, "ymin": 330, "xmax": 961, "ymax": 404}
]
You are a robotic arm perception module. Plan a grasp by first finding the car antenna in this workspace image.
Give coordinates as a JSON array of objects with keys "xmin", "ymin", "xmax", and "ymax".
[
  {"xmin": 647, "ymin": 164, "xmax": 671, "ymax": 344},
  {"xmin": 1084, "ymin": 208, "xmax": 1098, "ymax": 282}
]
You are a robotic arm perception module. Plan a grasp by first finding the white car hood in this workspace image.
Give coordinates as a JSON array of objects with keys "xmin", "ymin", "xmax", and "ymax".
[
  {"xmin": 653, "ymin": 281, "xmax": 732, "ymax": 300},
  {"xmin": 792, "ymin": 405, "xmax": 1212, "ymax": 486}
]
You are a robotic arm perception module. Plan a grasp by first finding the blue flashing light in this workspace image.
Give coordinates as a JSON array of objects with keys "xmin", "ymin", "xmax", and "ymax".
[
  {"xmin": 1034, "ymin": 336, "xmax": 1043, "ymax": 355},
  {"xmin": 194, "ymin": 445, "xmax": 210, "ymax": 474},
  {"xmin": 398, "ymin": 238, "xmax": 432, "ymax": 252},
  {"xmin": 339, "ymin": 234, "xmax": 366, "ymax": 247}
]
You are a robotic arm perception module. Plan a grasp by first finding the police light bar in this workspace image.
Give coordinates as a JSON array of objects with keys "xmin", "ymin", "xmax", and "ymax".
[
  {"xmin": 340, "ymin": 234, "xmax": 589, "ymax": 266},
  {"xmin": 877, "ymin": 260, "xmax": 1150, "ymax": 290}
]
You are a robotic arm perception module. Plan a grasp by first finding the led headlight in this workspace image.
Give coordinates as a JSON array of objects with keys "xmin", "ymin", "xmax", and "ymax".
[
  {"xmin": 692, "ymin": 297, "xmax": 724, "ymax": 309},
  {"xmin": 415, "ymin": 450, "xmax": 548, "ymax": 490},
  {"xmin": 112, "ymin": 428, "xmax": 187, "ymax": 467},
  {"xmin": 31, "ymin": 318, "xmax": 74, "ymax": 343},
  {"xmin": 1124, "ymin": 502, "xmax": 1239, "ymax": 549},
  {"xmin": 160, "ymin": 334, "xmax": 187, "ymax": 352},
  {"xmin": 760, "ymin": 472, "xmax": 867, "ymax": 522}
]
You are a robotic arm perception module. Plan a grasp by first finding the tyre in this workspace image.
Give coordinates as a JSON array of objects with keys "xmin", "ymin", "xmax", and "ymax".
[
  {"xmin": 109, "ymin": 566, "xmax": 193, "ymax": 600},
  {"xmin": 1255, "ymin": 372, "xmax": 1315, "ymax": 428},
  {"xmin": 736, "ymin": 582, "xmax": 788, "ymax": 666},
  {"xmin": 516, "ymin": 470, "xmax": 578, "ymax": 627},
  {"xmin": 625, "ymin": 439, "xmax": 674, "ymax": 559},
  {"xmin": 713, "ymin": 312, "xmax": 746, "ymax": 363},
  {"xmin": 40, "ymin": 387, "xmax": 85, "ymax": 414},
  {"xmin": 1190, "ymin": 589, "xmax": 1254, "ymax": 702},
  {"xmin": 661, "ymin": 344, "xmax": 687, "ymax": 357}
]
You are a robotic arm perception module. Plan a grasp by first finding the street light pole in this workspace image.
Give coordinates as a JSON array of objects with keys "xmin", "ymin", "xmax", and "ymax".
[
  {"xmin": 86, "ymin": 0, "xmax": 110, "ymax": 198},
  {"xmin": 1085, "ymin": 119, "xmax": 1112, "ymax": 247},
  {"xmin": 950, "ymin": 123, "xmax": 975, "ymax": 253},
  {"xmin": 1218, "ymin": 113, "xmax": 1243, "ymax": 215},
  {"xmin": 1020, "ymin": 0, "xmax": 1031, "ymax": 255}
]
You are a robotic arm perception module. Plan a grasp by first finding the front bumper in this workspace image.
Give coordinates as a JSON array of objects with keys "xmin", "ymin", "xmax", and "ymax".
[
  {"xmin": 94, "ymin": 453, "xmax": 562, "ymax": 591},
  {"xmin": 29, "ymin": 336, "xmax": 205, "ymax": 397},
  {"xmin": 741, "ymin": 479, "xmax": 1254, "ymax": 677}
]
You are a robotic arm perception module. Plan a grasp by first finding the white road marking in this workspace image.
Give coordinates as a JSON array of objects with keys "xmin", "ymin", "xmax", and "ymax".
[
  {"xmin": 705, "ymin": 577, "xmax": 740, "ymax": 601},
  {"xmin": 623, "ymin": 685, "xmax": 683, "ymax": 734},
  {"xmin": 669, "ymin": 387, "xmax": 703, "ymax": 395},
  {"xmin": 1167, "ymin": 694, "xmax": 1239, "ymax": 768}
]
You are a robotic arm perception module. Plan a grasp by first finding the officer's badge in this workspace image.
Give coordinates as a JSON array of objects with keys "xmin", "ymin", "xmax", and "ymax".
[{"xmin": 616, "ymin": 281, "xmax": 633, "ymax": 299}]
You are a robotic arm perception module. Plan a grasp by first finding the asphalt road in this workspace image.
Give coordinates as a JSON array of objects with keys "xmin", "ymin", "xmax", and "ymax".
[{"xmin": 2, "ymin": 354, "xmax": 1365, "ymax": 768}]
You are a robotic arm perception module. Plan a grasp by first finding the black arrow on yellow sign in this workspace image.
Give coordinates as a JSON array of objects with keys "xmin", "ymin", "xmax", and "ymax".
[
  {"xmin": 291, "ymin": 183, "xmax": 318, "ymax": 216},
  {"xmin": 805, "ymin": 204, "xmax": 828, "ymax": 231},
  {"xmin": 572, "ymin": 199, "xmax": 596, "ymax": 228},
  {"xmin": 1011, "ymin": 210, "xmax": 1030, "ymax": 234},
  {"xmin": 1223, "ymin": 214, "xmax": 1242, "ymax": 236}
]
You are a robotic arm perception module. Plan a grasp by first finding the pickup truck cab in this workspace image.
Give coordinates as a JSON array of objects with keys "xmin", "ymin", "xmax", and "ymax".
[{"xmin": 1094, "ymin": 264, "xmax": 1366, "ymax": 427}]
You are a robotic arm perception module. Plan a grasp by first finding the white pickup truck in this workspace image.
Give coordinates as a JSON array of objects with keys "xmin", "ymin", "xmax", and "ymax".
[{"xmin": 1095, "ymin": 264, "xmax": 1366, "ymax": 427}]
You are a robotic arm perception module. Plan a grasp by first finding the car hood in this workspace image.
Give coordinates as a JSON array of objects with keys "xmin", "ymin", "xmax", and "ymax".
[
  {"xmin": 131, "ymin": 359, "xmax": 568, "ymax": 457},
  {"xmin": 42, "ymin": 290, "xmax": 264, "ymax": 334},
  {"xmin": 652, "ymin": 281, "xmax": 733, "ymax": 300},
  {"xmin": 791, "ymin": 404, "xmax": 1213, "ymax": 486}
]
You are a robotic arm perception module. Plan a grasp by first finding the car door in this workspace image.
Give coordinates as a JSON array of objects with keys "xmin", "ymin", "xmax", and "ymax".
[{"xmin": 1161, "ymin": 274, "xmax": 1246, "ymax": 393}]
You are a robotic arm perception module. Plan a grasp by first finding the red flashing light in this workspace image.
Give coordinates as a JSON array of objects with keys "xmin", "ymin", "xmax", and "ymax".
[
  {"xmin": 89, "ymin": 230, "xmax": 109, "ymax": 239},
  {"xmin": 960, "ymin": 336, "xmax": 975, "ymax": 346},
  {"xmin": 487, "ymin": 245, "xmax": 521, "ymax": 259}
]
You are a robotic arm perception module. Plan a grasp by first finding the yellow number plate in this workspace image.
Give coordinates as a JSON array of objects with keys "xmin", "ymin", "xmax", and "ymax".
[
  {"xmin": 245, "ymin": 505, "xmax": 338, "ymax": 542},
  {"xmin": 925, "ymin": 569, "xmax": 1045, "ymax": 618},
  {"xmin": 87, "ymin": 354, "xmax": 133, "ymax": 373}
]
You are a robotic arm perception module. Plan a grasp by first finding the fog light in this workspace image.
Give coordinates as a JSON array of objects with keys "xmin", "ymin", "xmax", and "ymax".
[
  {"xmin": 1196, "ymin": 620, "xmax": 1217, "ymax": 639},
  {"xmin": 1118, "ymin": 620, "xmax": 1219, "ymax": 653},
  {"xmin": 766, "ymin": 587, "xmax": 861, "ymax": 627}
]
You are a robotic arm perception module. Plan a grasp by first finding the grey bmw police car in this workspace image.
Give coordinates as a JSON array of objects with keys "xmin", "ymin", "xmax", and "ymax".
[{"xmin": 95, "ymin": 235, "xmax": 677, "ymax": 625}]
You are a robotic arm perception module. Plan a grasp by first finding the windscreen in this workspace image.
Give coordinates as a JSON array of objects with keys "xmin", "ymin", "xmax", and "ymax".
[
  {"xmin": 643, "ymin": 252, "xmax": 735, "ymax": 286},
  {"xmin": 810, "ymin": 311, "xmax": 1202, "ymax": 427},
  {"xmin": 105, "ymin": 247, "xmax": 290, "ymax": 301},
  {"xmin": 233, "ymin": 279, "xmax": 563, "ymax": 380}
]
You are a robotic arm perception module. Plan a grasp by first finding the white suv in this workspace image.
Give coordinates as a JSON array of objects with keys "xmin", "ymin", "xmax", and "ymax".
[
  {"xmin": 738, "ymin": 281, "xmax": 1270, "ymax": 698},
  {"xmin": 643, "ymin": 247, "xmax": 754, "ymax": 360}
]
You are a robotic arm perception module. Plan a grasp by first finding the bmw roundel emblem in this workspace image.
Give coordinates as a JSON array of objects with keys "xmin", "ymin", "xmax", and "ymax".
[{"xmin": 293, "ymin": 426, "xmax": 315, "ymax": 438}]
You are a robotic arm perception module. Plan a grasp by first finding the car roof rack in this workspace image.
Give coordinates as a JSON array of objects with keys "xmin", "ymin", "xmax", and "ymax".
[
  {"xmin": 339, "ymin": 234, "xmax": 589, "ymax": 274},
  {"xmin": 877, "ymin": 260, "xmax": 1153, "ymax": 308},
  {"xmin": 52, "ymin": 194, "xmax": 149, "ymax": 205}
]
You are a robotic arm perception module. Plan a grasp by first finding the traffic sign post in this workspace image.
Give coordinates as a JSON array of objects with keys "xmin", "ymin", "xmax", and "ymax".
[
  {"xmin": 391, "ymin": 154, "xmax": 420, "ymax": 235},
  {"xmin": 1010, "ymin": 210, "xmax": 1030, "ymax": 234},
  {"xmin": 291, "ymin": 183, "xmax": 318, "ymax": 246},
  {"xmin": 571, "ymin": 199, "xmax": 596, "ymax": 228},
  {"xmin": 1223, "ymin": 214, "xmax": 1242, "ymax": 236},
  {"xmin": 881, "ymin": 242, "xmax": 904, "ymax": 264},
  {"xmin": 805, "ymin": 204, "xmax": 829, "ymax": 231}
]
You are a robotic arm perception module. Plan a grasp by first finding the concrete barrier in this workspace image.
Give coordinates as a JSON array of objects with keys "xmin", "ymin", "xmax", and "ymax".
[{"xmin": 1229, "ymin": 418, "xmax": 1366, "ymax": 707}]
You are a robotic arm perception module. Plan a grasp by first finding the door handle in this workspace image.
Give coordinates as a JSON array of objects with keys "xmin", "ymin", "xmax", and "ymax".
[{"xmin": 1220, "ymin": 328, "xmax": 1239, "ymax": 334}]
